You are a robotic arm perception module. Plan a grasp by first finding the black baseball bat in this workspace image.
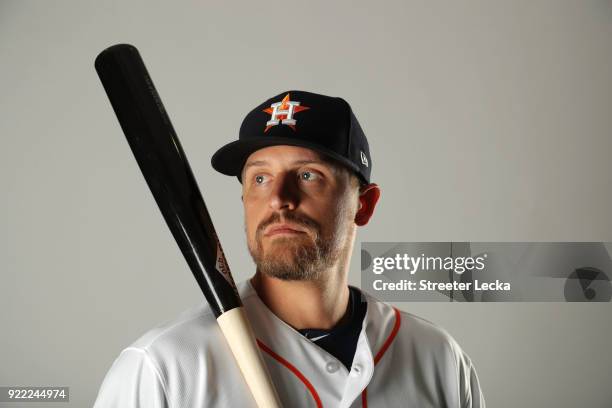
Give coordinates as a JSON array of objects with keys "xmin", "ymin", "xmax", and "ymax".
[{"xmin": 94, "ymin": 44, "xmax": 280, "ymax": 408}]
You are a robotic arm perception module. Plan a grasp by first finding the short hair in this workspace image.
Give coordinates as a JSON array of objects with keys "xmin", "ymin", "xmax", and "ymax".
[{"xmin": 320, "ymin": 156, "xmax": 364, "ymax": 192}]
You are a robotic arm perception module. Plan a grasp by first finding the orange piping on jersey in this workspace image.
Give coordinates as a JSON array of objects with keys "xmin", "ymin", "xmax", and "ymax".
[
  {"xmin": 361, "ymin": 387, "xmax": 368, "ymax": 407},
  {"xmin": 361, "ymin": 307, "xmax": 402, "ymax": 407},
  {"xmin": 257, "ymin": 339, "xmax": 323, "ymax": 408}
]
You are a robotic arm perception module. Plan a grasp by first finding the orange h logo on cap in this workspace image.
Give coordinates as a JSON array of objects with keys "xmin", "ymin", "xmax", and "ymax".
[{"xmin": 263, "ymin": 93, "xmax": 309, "ymax": 132}]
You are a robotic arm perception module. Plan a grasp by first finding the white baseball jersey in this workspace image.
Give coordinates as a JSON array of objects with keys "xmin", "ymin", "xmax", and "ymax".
[{"xmin": 94, "ymin": 280, "xmax": 485, "ymax": 407}]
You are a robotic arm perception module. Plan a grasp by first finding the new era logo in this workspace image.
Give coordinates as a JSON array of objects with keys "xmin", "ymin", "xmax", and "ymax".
[{"xmin": 360, "ymin": 151, "xmax": 369, "ymax": 167}]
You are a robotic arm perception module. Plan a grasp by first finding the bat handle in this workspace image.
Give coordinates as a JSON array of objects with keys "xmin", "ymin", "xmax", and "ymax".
[{"xmin": 216, "ymin": 307, "xmax": 282, "ymax": 408}]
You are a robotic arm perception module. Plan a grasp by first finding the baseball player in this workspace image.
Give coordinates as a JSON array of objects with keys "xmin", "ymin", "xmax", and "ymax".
[{"xmin": 94, "ymin": 90, "xmax": 485, "ymax": 407}]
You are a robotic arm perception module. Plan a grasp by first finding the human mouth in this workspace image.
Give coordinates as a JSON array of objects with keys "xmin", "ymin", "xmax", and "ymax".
[{"xmin": 264, "ymin": 223, "xmax": 308, "ymax": 237}]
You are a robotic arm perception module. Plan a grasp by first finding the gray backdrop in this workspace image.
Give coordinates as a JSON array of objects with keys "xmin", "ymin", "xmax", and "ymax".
[{"xmin": 1, "ymin": 1, "xmax": 611, "ymax": 407}]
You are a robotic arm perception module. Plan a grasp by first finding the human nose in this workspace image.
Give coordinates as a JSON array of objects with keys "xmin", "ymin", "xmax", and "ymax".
[{"xmin": 268, "ymin": 172, "xmax": 300, "ymax": 211}]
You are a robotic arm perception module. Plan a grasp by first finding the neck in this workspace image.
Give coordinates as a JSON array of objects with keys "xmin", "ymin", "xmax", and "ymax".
[{"xmin": 250, "ymin": 236, "xmax": 354, "ymax": 330}]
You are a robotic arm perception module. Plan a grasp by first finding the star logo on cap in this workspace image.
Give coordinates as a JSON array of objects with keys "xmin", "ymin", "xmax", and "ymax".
[{"xmin": 263, "ymin": 93, "xmax": 310, "ymax": 132}]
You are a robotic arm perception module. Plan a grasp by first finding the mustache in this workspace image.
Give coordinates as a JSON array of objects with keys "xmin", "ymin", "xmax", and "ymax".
[{"xmin": 256, "ymin": 211, "xmax": 321, "ymax": 237}]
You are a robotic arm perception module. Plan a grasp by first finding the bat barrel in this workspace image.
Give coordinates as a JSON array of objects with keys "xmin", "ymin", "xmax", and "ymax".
[
  {"xmin": 95, "ymin": 44, "xmax": 281, "ymax": 407},
  {"xmin": 94, "ymin": 44, "xmax": 241, "ymax": 317}
]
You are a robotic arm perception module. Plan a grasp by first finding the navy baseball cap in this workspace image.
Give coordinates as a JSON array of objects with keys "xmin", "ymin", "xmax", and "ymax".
[{"xmin": 211, "ymin": 90, "xmax": 372, "ymax": 184}]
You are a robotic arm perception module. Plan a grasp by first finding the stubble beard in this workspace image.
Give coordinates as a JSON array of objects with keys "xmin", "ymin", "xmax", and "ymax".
[{"xmin": 247, "ymin": 211, "xmax": 345, "ymax": 282}]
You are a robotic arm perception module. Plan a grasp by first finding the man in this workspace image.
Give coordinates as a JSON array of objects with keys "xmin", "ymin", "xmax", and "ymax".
[{"xmin": 94, "ymin": 90, "xmax": 485, "ymax": 407}]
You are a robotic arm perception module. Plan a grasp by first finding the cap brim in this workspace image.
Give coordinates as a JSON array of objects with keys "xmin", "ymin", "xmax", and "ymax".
[{"xmin": 211, "ymin": 137, "xmax": 362, "ymax": 182}]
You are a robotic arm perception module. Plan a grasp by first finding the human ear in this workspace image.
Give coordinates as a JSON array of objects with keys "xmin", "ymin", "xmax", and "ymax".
[{"xmin": 355, "ymin": 183, "xmax": 381, "ymax": 226}]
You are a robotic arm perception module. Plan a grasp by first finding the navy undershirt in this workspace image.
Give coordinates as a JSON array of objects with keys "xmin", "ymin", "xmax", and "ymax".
[{"xmin": 298, "ymin": 287, "xmax": 368, "ymax": 370}]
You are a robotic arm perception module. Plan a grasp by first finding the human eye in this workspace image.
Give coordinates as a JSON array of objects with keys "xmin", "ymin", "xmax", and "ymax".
[
  {"xmin": 254, "ymin": 174, "xmax": 268, "ymax": 185},
  {"xmin": 299, "ymin": 170, "xmax": 320, "ymax": 182}
]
